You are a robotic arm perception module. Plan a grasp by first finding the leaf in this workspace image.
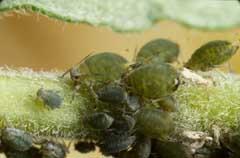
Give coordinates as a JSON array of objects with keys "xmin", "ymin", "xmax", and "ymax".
[{"xmin": 0, "ymin": 0, "xmax": 240, "ymax": 31}]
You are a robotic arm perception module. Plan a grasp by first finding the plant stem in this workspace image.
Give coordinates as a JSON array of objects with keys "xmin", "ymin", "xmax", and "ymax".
[{"xmin": 0, "ymin": 67, "xmax": 239, "ymax": 139}]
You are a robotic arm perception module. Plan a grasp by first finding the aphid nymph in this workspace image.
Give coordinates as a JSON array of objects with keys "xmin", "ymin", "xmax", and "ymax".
[{"xmin": 36, "ymin": 88, "xmax": 63, "ymax": 109}]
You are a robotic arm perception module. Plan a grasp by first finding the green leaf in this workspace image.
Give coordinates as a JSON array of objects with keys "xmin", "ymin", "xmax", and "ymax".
[{"xmin": 0, "ymin": 0, "xmax": 240, "ymax": 31}]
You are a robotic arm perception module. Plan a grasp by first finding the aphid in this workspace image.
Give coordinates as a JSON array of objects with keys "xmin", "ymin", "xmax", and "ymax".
[
  {"xmin": 136, "ymin": 108, "xmax": 173, "ymax": 139},
  {"xmin": 40, "ymin": 140, "xmax": 68, "ymax": 158},
  {"xmin": 136, "ymin": 38, "xmax": 180, "ymax": 64},
  {"xmin": 62, "ymin": 52, "xmax": 128, "ymax": 85},
  {"xmin": 99, "ymin": 133, "xmax": 136, "ymax": 154},
  {"xmin": 1, "ymin": 128, "xmax": 33, "ymax": 151},
  {"xmin": 83, "ymin": 112, "xmax": 114, "ymax": 130},
  {"xmin": 74, "ymin": 141, "xmax": 96, "ymax": 153},
  {"xmin": 185, "ymin": 40, "xmax": 239, "ymax": 71},
  {"xmin": 36, "ymin": 88, "xmax": 63, "ymax": 109},
  {"xmin": 151, "ymin": 140, "xmax": 192, "ymax": 158},
  {"xmin": 124, "ymin": 62, "xmax": 179, "ymax": 99},
  {"xmin": 93, "ymin": 83, "xmax": 141, "ymax": 111},
  {"xmin": 110, "ymin": 115, "xmax": 136, "ymax": 134},
  {"xmin": 220, "ymin": 132, "xmax": 240, "ymax": 157},
  {"xmin": 95, "ymin": 83, "xmax": 127, "ymax": 105},
  {"xmin": 5, "ymin": 147, "xmax": 42, "ymax": 158},
  {"xmin": 151, "ymin": 95, "xmax": 178, "ymax": 112},
  {"xmin": 119, "ymin": 135, "xmax": 151, "ymax": 158}
]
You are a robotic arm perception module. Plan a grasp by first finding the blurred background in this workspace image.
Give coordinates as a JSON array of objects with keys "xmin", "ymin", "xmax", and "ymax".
[
  {"xmin": 0, "ymin": 12, "xmax": 240, "ymax": 73},
  {"xmin": 0, "ymin": 12, "xmax": 240, "ymax": 158}
]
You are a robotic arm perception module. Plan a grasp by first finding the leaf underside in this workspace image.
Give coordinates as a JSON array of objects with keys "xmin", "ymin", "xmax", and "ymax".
[{"xmin": 0, "ymin": 0, "xmax": 240, "ymax": 32}]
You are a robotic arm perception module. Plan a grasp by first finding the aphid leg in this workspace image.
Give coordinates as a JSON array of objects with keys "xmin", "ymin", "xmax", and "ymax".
[
  {"xmin": 70, "ymin": 84, "xmax": 81, "ymax": 103},
  {"xmin": 227, "ymin": 61, "xmax": 235, "ymax": 73},
  {"xmin": 89, "ymin": 82, "xmax": 99, "ymax": 104}
]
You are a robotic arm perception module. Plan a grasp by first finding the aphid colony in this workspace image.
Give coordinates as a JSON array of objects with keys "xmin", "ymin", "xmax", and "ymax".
[
  {"xmin": 61, "ymin": 38, "xmax": 238, "ymax": 158},
  {"xmin": 1, "ymin": 38, "xmax": 237, "ymax": 158}
]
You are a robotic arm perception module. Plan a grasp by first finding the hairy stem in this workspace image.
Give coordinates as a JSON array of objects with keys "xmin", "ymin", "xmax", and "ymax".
[{"xmin": 0, "ymin": 67, "xmax": 239, "ymax": 139}]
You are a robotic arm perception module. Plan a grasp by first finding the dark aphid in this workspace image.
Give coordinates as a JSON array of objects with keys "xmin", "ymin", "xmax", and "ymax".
[
  {"xmin": 194, "ymin": 146, "xmax": 229, "ymax": 158},
  {"xmin": 220, "ymin": 132, "xmax": 240, "ymax": 157},
  {"xmin": 185, "ymin": 40, "xmax": 239, "ymax": 71},
  {"xmin": 1, "ymin": 128, "xmax": 33, "ymax": 151},
  {"xmin": 62, "ymin": 52, "xmax": 128, "ymax": 85},
  {"xmin": 136, "ymin": 38, "xmax": 180, "ymax": 64},
  {"xmin": 96, "ymin": 83, "xmax": 127, "ymax": 104},
  {"xmin": 74, "ymin": 141, "xmax": 96, "ymax": 153},
  {"xmin": 40, "ymin": 140, "xmax": 67, "ymax": 158},
  {"xmin": 119, "ymin": 135, "xmax": 151, "ymax": 158},
  {"xmin": 5, "ymin": 147, "xmax": 42, "ymax": 158},
  {"xmin": 124, "ymin": 63, "xmax": 179, "ymax": 99},
  {"xmin": 110, "ymin": 115, "xmax": 136, "ymax": 134},
  {"xmin": 152, "ymin": 95, "xmax": 178, "ymax": 112},
  {"xmin": 83, "ymin": 112, "xmax": 114, "ymax": 130},
  {"xmin": 37, "ymin": 88, "xmax": 63, "ymax": 109},
  {"xmin": 136, "ymin": 108, "xmax": 173, "ymax": 139},
  {"xmin": 151, "ymin": 140, "xmax": 192, "ymax": 158},
  {"xmin": 99, "ymin": 133, "xmax": 136, "ymax": 154}
]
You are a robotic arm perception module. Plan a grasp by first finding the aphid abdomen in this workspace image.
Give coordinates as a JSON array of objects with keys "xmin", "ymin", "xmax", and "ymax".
[
  {"xmin": 5, "ymin": 147, "xmax": 42, "ymax": 158},
  {"xmin": 136, "ymin": 38, "xmax": 180, "ymax": 64},
  {"xmin": 37, "ymin": 88, "xmax": 63, "ymax": 109},
  {"xmin": 185, "ymin": 40, "xmax": 239, "ymax": 71},
  {"xmin": 136, "ymin": 108, "xmax": 173, "ymax": 139},
  {"xmin": 1, "ymin": 128, "xmax": 33, "ymax": 151},
  {"xmin": 151, "ymin": 140, "xmax": 192, "ymax": 158},
  {"xmin": 100, "ymin": 134, "xmax": 136, "ymax": 154},
  {"xmin": 125, "ymin": 63, "xmax": 179, "ymax": 99},
  {"xmin": 82, "ymin": 52, "xmax": 128, "ymax": 82},
  {"xmin": 96, "ymin": 84, "xmax": 126, "ymax": 104},
  {"xmin": 83, "ymin": 112, "xmax": 114, "ymax": 130}
]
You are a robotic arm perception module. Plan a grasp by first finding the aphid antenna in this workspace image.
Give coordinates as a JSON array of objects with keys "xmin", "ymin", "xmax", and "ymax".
[{"xmin": 60, "ymin": 53, "xmax": 93, "ymax": 78}]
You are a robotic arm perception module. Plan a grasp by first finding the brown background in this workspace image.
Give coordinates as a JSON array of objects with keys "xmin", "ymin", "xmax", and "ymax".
[{"xmin": 0, "ymin": 12, "xmax": 240, "ymax": 158}]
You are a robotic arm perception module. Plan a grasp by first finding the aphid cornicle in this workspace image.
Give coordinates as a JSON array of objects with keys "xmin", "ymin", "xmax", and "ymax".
[
  {"xmin": 1, "ymin": 128, "xmax": 33, "ymax": 151},
  {"xmin": 62, "ymin": 52, "xmax": 128, "ymax": 86},
  {"xmin": 74, "ymin": 141, "xmax": 96, "ymax": 153},
  {"xmin": 36, "ymin": 88, "xmax": 63, "ymax": 109},
  {"xmin": 99, "ymin": 133, "xmax": 136, "ymax": 154},
  {"xmin": 124, "ymin": 62, "xmax": 179, "ymax": 99},
  {"xmin": 136, "ymin": 38, "xmax": 180, "ymax": 64},
  {"xmin": 83, "ymin": 112, "xmax": 114, "ymax": 130},
  {"xmin": 136, "ymin": 107, "xmax": 173, "ymax": 139},
  {"xmin": 185, "ymin": 40, "xmax": 239, "ymax": 71},
  {"xmin": 40, "ymin": 140, "xmax": 67, "ymax": 158}
]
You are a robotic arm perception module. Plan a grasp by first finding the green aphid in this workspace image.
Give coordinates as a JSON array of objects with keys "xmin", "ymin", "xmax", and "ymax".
[
  {"xmin": 136, "ymin": 38, "xmax": 180, "ymax": 64},
  {"xmin": 185, "ymin": 40, "xmax": 239, "ymax": 71},
  {"xmin": 83, "ymin": 112, "xmax": 114, "ymax": 130},
  {"xmin": 124, "ymin": 63, "xmax": 179, "ymax": 99},
  {"xmin": 151, "ymin": 140, "xmax": 192, "ymax": 158},
  {"xmin": 1, "ymin": 128, "xmax": 33, "ymax": 152},
  {"xmin": 136, "ymin": 107, "xmax": 173, "ymax": 139},
  {"xmin": 62, "ymin": 52, "xmax": 128, "ymax": 85},
  {"xmin": 37, "ymin": 88, "xmax": 63, "ymax": 109}
]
